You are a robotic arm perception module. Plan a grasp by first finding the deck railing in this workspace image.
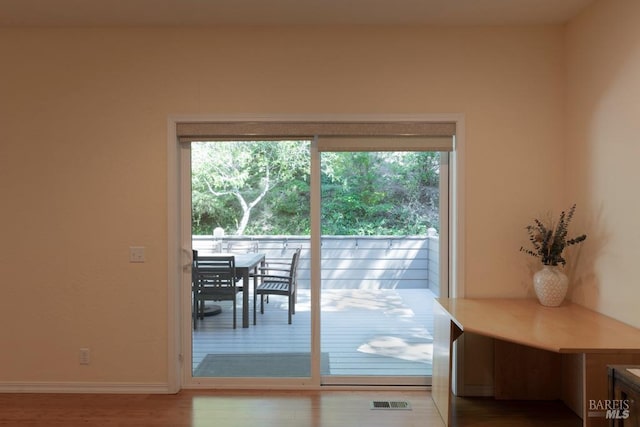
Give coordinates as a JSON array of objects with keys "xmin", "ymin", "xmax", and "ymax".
[{"xmin": 193, "ymin": 235, "xmax": 439, "ymax": 294}]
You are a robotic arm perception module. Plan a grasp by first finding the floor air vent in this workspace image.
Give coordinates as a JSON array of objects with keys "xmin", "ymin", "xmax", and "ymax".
[{"xmin": 370, "ymin": 401, "xmax": 412, "ymax": 410}]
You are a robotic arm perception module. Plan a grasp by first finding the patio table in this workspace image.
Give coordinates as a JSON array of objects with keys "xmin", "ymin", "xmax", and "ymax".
[{"xmin": 198, "ymin": 251, "xmax": 265, "ymax": 328}]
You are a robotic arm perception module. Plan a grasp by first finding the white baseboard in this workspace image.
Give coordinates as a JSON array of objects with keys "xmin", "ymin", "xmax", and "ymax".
[{"xmin": 0, "ymin": 382, "xmax": 173, "ymax": 394}]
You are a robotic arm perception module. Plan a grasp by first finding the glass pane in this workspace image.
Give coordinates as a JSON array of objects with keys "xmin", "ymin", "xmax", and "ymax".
[
  {"xmin": 320, "ymin": 151, "xmax": 440, "ymax": 382},
  {"xmin": 191, "ymin": 140, "xmax": 312, "ymax": 378}
]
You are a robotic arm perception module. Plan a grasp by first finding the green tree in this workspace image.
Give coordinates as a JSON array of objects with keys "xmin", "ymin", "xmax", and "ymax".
[
  {"xmin": 192, "ymin": 143, "xmax": 440, "ymax": 236},
  {"xmin": 191, "ymin": 141, "xmax": 310, "ymax": 235},
  {"xmin": 320, "ymin": 152, "xmax": 440, "ymax": 235}
]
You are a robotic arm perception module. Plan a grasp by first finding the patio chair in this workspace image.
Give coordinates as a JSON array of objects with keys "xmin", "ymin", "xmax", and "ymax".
[
  {"xmin": 252, "ymin": 247, "xmax": 301, "ymax": 325},
  {"xmin": 193, "ymin": 253, "xmax": 241, "ymax": 329}
]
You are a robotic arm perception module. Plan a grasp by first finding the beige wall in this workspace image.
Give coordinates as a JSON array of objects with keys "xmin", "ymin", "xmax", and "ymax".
[
  {"xmin": 1, "ymin": 25, "xmax": 567, "ymax": 387},
  {"xmin": 565, "ymin": 0, "xmax": 640, "ymax": 328}
]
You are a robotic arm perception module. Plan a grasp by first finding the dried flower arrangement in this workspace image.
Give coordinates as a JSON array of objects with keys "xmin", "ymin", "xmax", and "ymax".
[{"xmin": 520, "ymin": 204, "xmax": 587, "ymax": 266}]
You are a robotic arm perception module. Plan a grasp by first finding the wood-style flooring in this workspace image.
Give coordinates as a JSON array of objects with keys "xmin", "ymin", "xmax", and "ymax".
[
  {"xmin": 0, "ymin": 391, "xmax": 584, "ymax": 426},
  {"xmin": 452, "ymin": 397, "xmax": 582, "ymax": 426},
  {"xmin": 0, "ymin": 390, "xmax": 440, "ymax": 427}
]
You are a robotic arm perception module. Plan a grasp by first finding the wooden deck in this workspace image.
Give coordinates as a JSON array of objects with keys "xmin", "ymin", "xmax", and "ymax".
[{"xmin": 192, "ymin": 288, "xmax": 435, "ymax": 379}]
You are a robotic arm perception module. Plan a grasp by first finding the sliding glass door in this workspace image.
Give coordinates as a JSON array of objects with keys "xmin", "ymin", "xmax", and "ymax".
[
  {"xmin": 317, "ymin": 145, "xmax": 448, "ymax": 386},
  {"xmin": 176, "ymin": 120, "xmax": 455, "ymax": 387},
  {"xmin": 190, "ymin": 140, "xmax": 312, "ymax": 379}
]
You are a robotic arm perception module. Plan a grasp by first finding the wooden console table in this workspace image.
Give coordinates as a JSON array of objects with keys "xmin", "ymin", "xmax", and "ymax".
[{"xmin": 432, "ymin": 298, "xmax": 640, "ymax": 427}]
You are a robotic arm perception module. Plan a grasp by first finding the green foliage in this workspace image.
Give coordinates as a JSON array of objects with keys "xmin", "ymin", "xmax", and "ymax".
[
  {"xmin": 319, "ymin": 151, "xmax": 440, "ymax": 235},
  {"xmin": 520, "ymin": 204, "xmax": 587, "ymax": 266},
  {"xmin": 246, "ymin": 178, "xmax": 311, "ymax": 235},
  {"xmin": 191, "ymin": 142, "xmax": 441, "ymax": 236},
  {"xmin": 191, "ymin": 141, "xmax": 310, "ymax": 235}
]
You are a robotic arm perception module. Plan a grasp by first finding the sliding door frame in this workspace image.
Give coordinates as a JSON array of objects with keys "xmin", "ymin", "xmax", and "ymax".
[{"xmin": 167, "ymin": 114, "xmax": 466, "ymax": 391}]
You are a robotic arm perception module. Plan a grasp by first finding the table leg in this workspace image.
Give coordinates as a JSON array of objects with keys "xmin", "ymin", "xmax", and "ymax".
[
  {"xmin": 242, "ymin": 268, "xmax": 249, "ymax": 328},
  {"xmin": 253, "ymin": 270, "xmax": 258, "ymax": 326},
  {"xmin": 252, "ymin": 259, "xmax": 264, "ymax": 326}
]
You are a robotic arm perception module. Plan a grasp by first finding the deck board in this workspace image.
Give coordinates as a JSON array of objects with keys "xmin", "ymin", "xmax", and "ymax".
[{"xmin": 192, "ymin": 289, "xmax": 435, "ymax": 378}]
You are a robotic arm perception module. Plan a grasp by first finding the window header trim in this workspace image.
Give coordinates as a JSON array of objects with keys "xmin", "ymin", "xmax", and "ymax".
[{"xmin": 177, "ymin": 121, "xmax": 456, "ymax": 143}]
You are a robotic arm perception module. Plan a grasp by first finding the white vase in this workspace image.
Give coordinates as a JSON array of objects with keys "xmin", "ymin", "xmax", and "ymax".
[{"xmin": 533, "ymin": 265, "xmax": 568, "ymax": 307}]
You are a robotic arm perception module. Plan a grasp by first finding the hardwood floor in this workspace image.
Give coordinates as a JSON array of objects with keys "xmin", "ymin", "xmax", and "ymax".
[
  {"xmin": 0, "ymin": 390, "xmax": 442, "ymax": 427},
  {"xmin": 451, "ymin": 397, "xmax": 582, "ymax": 426},
  {"xmin": 0, "ymin": 391, "xmax": 586, "ymax": 426}
]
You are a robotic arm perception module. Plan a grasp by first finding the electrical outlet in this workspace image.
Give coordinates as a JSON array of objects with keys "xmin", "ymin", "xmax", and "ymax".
[
  {"xmin": 79, "ymin": 348, "xmax": 90, "ymax": 365},
  {"xmin": 129, "ymin": 246, "xmax": 145, "ymax": 263}
]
